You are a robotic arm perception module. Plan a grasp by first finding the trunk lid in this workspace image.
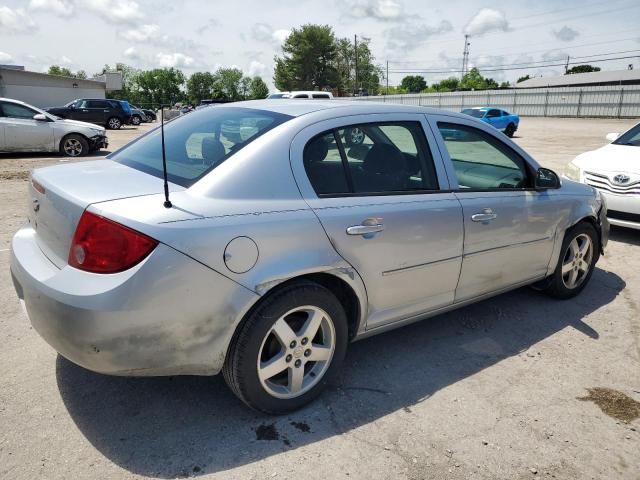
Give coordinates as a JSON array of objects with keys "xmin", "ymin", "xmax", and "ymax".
[{"xmin": 30, "ymin": 160, "xmax": 173, "ymax": 268}]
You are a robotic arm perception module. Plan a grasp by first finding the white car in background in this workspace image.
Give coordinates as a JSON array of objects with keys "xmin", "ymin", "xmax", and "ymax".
[
  {"xmin": 565, "ymin": 122, "xmax": 640, "ymax": 229},
  {"xmin": 267, "ymin": 91, "xmax": 333, "ymax": 99},
  {"xmin": 0, "ymin": 97, "xmax": 108, "ymax": 157}
]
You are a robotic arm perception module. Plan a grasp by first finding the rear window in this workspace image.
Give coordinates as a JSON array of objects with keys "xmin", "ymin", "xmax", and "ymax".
[{"xmin": 111, "ymin": 107, "xmax": 292, "ymax": 187}]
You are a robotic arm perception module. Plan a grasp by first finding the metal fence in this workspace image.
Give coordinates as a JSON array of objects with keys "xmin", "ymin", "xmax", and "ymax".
[{"xmin": 349, "ymin": 85, "xmax": 640, "ymax": 118}]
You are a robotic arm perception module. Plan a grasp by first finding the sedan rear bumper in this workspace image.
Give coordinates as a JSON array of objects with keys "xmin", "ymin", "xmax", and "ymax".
[{"xmin": 10, "ymin": 224, "xmax": 258, "ymax": 376}]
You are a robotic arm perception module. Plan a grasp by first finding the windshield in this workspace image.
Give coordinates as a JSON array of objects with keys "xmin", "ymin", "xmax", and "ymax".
[
  {"xmin": 111, "ymin": 107, "xmax": 292, "ymax": 187},
  {"xmin": 462, "ymin": 109, "xmax": 486, "ymax": 118},
  {"xmin": 613, "ymin": 123, "xmax": 640, "ymax": 146}
]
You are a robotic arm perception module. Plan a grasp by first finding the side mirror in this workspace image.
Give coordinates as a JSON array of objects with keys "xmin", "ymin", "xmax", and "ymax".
[
  {"xmin": 535, "ymin": 167, "xmax": 561, "ymax": 190},
  {"xmin": 605, "ymin": 132, "xmax": 619, "ymax": 142},
  {"xmin": 33, "ymin": 113, "xmax": 48, "ymax": 122}
]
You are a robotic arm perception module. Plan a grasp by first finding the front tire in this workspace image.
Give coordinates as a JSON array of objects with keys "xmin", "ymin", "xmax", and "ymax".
[
  {"xmin": 223, "ymin": 280, "xmax": 348, "ymax": 414},
  {"xmin": 106, "ymin": 117, "xmax": 122, "ymax": 130},
  {"xmin": 131, "ymin": 115, "xmax": 141, "ymax": 126},
  {"xmin": 540, "ymin": 222, "xmax": 599, "ymax": 299},
  {"xmin": 60, "ymin": 134, "xmax": 89, "ymax": 157}
]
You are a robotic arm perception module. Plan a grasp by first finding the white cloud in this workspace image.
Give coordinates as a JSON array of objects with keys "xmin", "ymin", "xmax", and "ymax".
[
  {"xmin": 251, "ymin": 23, "xmax": 290, "ymax": 45},
  {"xmin": 155, "ymin": 52, "xmax": 194, "ymax": 68},
  {"xmin": 0, "ymin": 51, "xmax": 14, "ymax": 63},
  {"xmin": 119, "ymin": 23, "xmax": 159, "ymax": 42},
  {"xmin": 78, "ymin": 0, "xmax": 142, "ymax": 24},
  {"xmin": 345, "ymin": 0, "xmax": 405, "ymax": 21},
  {"xmin": 60, "ymin": 55, "xmax": 73, "ymax": 64},
  {"xmin": 123, "ymin": 46, "xmax": 139, "ymax": 59},
  {"xmin": 28, "ymin": 0, "xmax": 74, "ymax": 16},
  {"xmin": 553, "ymin": 26, "xmax": 579, "ymax": 42},
  {"xmin": 248, "ymin": 60, "xmax": 267, "ymax": 77},
  {"xmin": 385, "ymin": 20, "xmax": 453, "ymax": 51},
  {"xmin": 464, "ymin": 8, "xmax": 508, "ymax": 37},
  {"xmin": 0, "ymin": 6, "xmax": 37, "ymax": 33},
  {"xmin": 272, "ymin": 29, "xmax": 290, "ymax": 44}
]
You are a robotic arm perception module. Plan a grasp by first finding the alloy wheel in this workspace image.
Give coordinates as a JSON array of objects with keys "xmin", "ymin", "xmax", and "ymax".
[
  {"xmin": 63, "ymin": 138, "xmax": 83, "ymax": 157},
  {"xmin": 561, "ymin": 233, "xmax": 593, "ymax": 289},
  {"xmin": 108, "ymin": 118, "xmax": 121, "ymax": 129},
  {"xmin": 257, "ymin": 306, "xmax": 336, "ymax": 399}
]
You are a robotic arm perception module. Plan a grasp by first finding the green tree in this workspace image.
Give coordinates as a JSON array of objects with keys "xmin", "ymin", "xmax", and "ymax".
[
  {"xmin": 432, "ymin": 77, "xmax": 460, "ymax": 92},
  {"xmin": 186, "ymin": 71, "xmax": 216, "ymax": 105},
  {"xmin": 47, "ymin": 65, "xmax": 84, "ymax": 78},
  {"xmin": 566, "ymin": 64, "xmax": 601, "ymax": 75},
  {"xmin": 100, "ymin": 63, "xmax": 143, "ymax": 105},
  {"xmin": 212, "ymin": 67, "xmax": 245, "ymax": 100},
  {"xmin": 335, "ymin": 36, "xmax": 382, "ymax": 96},
  {"xmin": 248, "ymin": 76, "xmax": 269, "ymax": 99},
  {"xmin": 516, "ymin": 74, "xmax": 531, "ymax": 83},
  {"xmin": 274, "ymin": 24, "xmax": 338, "ymax": 91},
  {"xmin": 499, "ymin": 81, "xmax": 511, "ymax": 89},
  {"xmin": 400, "ymin": 75, "xmax": 427, "ymax": 93},
  {"xmin": 135, "ymin": 68, "xmax": 185, "ymax": 105}
]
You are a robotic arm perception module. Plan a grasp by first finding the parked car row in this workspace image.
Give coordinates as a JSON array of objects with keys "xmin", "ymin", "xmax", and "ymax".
[
  {"xmin": 45, "ymin": 98, "xmax": 156, "ymax": 129},
  {"xmin": 11, "ymin": 100, "xmax": 610, "ymax": 415}
]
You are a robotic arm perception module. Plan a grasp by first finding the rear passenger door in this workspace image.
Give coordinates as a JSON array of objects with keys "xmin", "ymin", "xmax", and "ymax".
[
  {"xmin": 428, "ymin": 115, "xmax": 563, "ymax": 301},
  {"xmin": 291, "ymin": 114, "xmax": 464, "ymax": 330},
  {"xmin": 86, "ymin": 100, "xmax": 110, "ymax": 125}
]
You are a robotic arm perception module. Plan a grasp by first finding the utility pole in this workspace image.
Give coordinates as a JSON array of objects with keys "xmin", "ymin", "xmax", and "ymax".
[
  {"xmin": 354, "ymin": 34, "xmax": 358, "ymax": 96},
  {"xmin": 461, "ymin": 34, "xmax": 470, "ymax": 79},
  {"xmin": 565, "ymin": 55, "xmax": 570, "ymax": 73},
  {"xmin": 386, "ymin": 60, "xmax": 389, "ymax": 95}
]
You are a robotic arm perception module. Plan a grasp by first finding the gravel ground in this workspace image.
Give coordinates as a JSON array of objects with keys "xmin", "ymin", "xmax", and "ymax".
[{"xmin": 1, "ymin": 117, "xmax": 639, "ymax": 480}]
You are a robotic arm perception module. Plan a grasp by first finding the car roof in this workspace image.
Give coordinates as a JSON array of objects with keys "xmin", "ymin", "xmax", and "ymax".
[{"xmin": 217, "ymin": 99, "xmax": 473, "ymax": 120}]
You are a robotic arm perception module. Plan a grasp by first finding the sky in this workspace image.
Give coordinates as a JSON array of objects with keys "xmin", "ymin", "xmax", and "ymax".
[{"xmin": 1, "ymin": 0, "xmax": 639, "ymax": 90}]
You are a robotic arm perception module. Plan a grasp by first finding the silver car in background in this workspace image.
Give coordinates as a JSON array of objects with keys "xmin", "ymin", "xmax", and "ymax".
[
  {"xmin": 0, "ymin": 97, "xmax": 108, "ymax": 157},
  {"xmin": 10, "ymin": 101, "xmax": 608, "ymax": 413}
]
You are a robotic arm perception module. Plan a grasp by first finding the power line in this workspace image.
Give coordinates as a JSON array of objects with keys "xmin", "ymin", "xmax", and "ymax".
[{"xmin": 388, "ymin": 54, "xmax": 640, "ymax": 74}]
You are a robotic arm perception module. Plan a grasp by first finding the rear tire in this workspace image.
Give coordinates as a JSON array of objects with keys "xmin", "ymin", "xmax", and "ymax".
[
  {"xmin": 505, "ymin": 123, "xmax": 516, "ymax": 138},
  {"xmin": 60, "ymin": 134, "xmax": 89, "ymax": 157},
  {"xmin": 539, "ymin": 222, "xmax": 599, "ymax": 299},
  {"xmin": 106, "ymin": 117, "xmax": 122, "ymax": 130},
  {"xmin": 223, "ymin": 280, "xmax": 348, "ymax": 414}
]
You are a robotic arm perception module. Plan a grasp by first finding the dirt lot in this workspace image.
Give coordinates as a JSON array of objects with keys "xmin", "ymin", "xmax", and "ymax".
[{"xmin": 1, "ymin": 117, "xmax": 639, "ymax": 480}]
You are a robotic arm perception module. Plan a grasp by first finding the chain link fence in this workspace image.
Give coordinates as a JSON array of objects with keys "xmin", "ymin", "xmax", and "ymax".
[{"xmin": 349, "ymin": 85, "xmax": 640, "ymax": 118}]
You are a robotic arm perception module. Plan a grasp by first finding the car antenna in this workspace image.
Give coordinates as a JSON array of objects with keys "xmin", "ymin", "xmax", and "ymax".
[{"xmin": 160, "ymin": 104, "xmax": 172, "ymax": 208}]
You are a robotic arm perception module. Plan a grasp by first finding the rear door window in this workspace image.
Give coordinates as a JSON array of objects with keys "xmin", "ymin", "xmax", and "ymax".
[
  {"xmin": 437, "ymin": 122, "xmax": 531, "ymax": 190},
  {"xmin": 303, "ymin": 122, "xmax": 439, "ymax": 196}
]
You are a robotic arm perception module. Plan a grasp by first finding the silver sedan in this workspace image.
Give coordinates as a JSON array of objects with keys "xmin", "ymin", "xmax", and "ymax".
[
  {"xmin": 0, "ymin": 97, "xmax": 108, "ymax": 156},
  {"xmin": 10, "ymin": 100, "xmax": 608, "ymax": 413}
]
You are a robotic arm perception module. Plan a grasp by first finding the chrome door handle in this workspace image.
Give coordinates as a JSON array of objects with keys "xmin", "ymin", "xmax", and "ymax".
[
  {"xmin": 471, "ymin": 208, "xmax": 497, "ymax": 223},
  {"xmin": 346, "ymin": 223, "xmax": 384, "ymax": 235}
]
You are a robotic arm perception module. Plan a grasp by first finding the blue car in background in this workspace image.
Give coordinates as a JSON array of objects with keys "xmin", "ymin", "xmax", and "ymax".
[{"xmin": 462, "ymin": 107, "xmax": 519, "ymax": 137}]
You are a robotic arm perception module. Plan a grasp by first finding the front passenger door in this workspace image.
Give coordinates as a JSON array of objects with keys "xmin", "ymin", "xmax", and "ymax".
[
  {"xmin": 431, "ymin": 119, "xmax": 564, "ymax": 301},
  {"xmin": 0, "ymin": 101, "xmax": 54, "ymax": 152}
]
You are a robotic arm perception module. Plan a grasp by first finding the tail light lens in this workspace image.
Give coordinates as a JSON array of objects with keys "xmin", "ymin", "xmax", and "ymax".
[{"xmin": 69, "ymin": 211, "xmax": 158, "ymax": 273}]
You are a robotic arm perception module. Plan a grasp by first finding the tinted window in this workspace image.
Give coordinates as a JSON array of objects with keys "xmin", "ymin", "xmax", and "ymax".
[
  {"xmin": 112, "ymin": 107, "xmax": 292, "ymax": 188},
  {"xmin": 0, "ymin": 102, "xmax": 37, "ymax": 119},
  {"xmin": 304, "ymin": 122, "xmax": 438, "ymax": 196},
  {"xmin": 437, "ymin": 122, "xmax": 530, "ymax": 190},
  {"xmin": 486, "ymin": 109, "xmax": 501, "ymax": 118},
  {"xmin": 293, "ymin": 94, "xmax": 309, "ymax": 99},
  {"xmin": 312, "ymin": 94, "xmax": 330, "ymax": 99},
  {"xmin": 462, "ymin": 109, "xmax": 485, "ymax": 118},
  {"xmin": 501, "ymin": 110, "xmax": 510, "ymax": 116},
  {"xmin": 87, "ymin": 100, "xmax": 109, "ymax": 108}
]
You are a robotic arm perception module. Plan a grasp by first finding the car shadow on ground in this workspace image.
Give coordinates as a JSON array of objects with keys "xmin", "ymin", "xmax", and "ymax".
[
  {"xmin": 609, "ymin": 225, "xmax": 640, "ymax": 246},
  {"xmin": 56, "ymin": 267, "xmax": 624, "ymax": 478}
]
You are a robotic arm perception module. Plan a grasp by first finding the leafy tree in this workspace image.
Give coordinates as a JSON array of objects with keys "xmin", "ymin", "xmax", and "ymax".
[
  {"xmin": 334, "ymin": 36, "xmax": 382, "ymax": 95},
  {"xmin": 566, "ymin": 64, "xmax": 601, "ymax": 75},
  {"xmin": 186, "ymin": 71, "xmax": 216, "ymax": 105},
  {"xmin": 100, "ymin": 63, "xmax": 144, "ymax": 105},
  {"xmin": 135, "ymin": 68, "xmax": 186, "ymax": 105},
  {"xmin": 499, "ymin": 81, "xmax": 511, "ymax": 89},
  {"xmin": 400, "ymin": 75, "xmax": 427, "ymax": 93},
  {"xmin": 47, "ymin": 65, "xmax": 84, "ymax": 78},
  {"xmin": 248, "ymin": 76, "xmax": 269, "ymax": 99},
  {"xmin": 432, "ymin": 77, "xmax": 460, "ymax": 92},
  {"xmin": 212, "ymin": 67, "xmax": 245, "ymax": 101},
  {"xmin": 516, "ymin": 74, "xmax": 531, "ymax": 83},
  {"xmin": 274, "ymin": 24, "xmax": 338, "ymax": 91}
]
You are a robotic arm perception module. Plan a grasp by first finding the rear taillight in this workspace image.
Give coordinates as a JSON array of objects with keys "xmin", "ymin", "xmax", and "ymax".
[{"xmin": 69, "ymin": 211, "xmax": 158, "ymax": 273}]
